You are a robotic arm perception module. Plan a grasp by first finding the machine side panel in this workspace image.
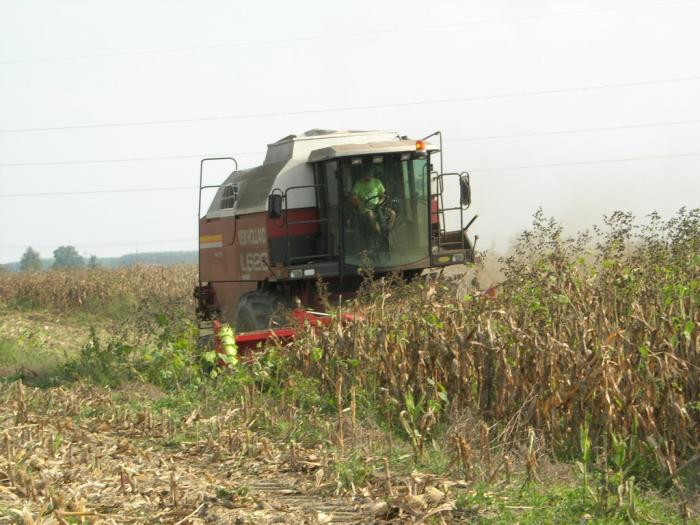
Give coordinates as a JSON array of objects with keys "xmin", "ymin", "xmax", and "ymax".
[
  {"xmin": 199, "ymin": 213, "xmax": 273, "ymax": 283},
  {"xmin": 199, "ymin": 217, "xmax": 227, "ymax": 282}
]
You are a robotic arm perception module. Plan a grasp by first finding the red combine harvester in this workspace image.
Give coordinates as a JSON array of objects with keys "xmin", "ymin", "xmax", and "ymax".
[{"xmin": 195, "ymin": 130, "xmax": 477, "ymax": 350}]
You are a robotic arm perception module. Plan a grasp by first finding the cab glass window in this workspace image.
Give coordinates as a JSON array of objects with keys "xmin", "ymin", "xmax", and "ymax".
[{"xmin": 220, "ymin": 183, "xmax": 239, "ymax": 209}]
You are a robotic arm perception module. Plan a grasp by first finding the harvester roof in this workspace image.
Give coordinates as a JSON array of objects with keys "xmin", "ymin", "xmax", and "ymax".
[
  {"xmin": 263, "ymin": 129, "xmax": 401, "ymax": 164},
  {"xmin": 205, "ymin": 129, "xmax": 437, "ymax": 218},
  {"xmin": 306, "ymin": 139, "xmax": 438, "ymax": 162}
]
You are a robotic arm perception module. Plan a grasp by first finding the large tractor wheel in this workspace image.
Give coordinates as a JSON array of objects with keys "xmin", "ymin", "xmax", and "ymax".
[{"xmin": 234, "ymin": 290, "xmax": 287, "ymax": 332}]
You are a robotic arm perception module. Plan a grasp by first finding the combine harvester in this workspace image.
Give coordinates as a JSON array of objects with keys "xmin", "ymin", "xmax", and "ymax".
[{"xmin": 194, "ymin": 129, "xmax": 477, "ymax": 353}]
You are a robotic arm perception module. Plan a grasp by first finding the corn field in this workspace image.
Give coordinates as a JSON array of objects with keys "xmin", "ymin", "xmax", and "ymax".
[
  {"xmin": 289, "ymin": 209, "xmax": 700, "ymax": 486},
  {"xmin": 0, "ymin": 210, "xmax": 698, "ymax": 520},
  {"xmin": 0, "ymin": 265, "xmax": 196, "ymax": 315}
]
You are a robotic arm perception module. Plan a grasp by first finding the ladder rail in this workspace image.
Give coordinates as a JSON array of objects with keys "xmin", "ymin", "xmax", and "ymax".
[
  {"xmin": 432, "ymin": 171, "xmax": 470, "ymax": 252},
  {"xmin": 197, "ymin": 157, "xmax": 238, "ymax": 288}
]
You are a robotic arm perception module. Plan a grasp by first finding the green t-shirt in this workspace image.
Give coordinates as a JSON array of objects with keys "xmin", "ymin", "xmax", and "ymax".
[{"xmin": 352, "ymin": 177, "xmax": 385, "ymax": 210}]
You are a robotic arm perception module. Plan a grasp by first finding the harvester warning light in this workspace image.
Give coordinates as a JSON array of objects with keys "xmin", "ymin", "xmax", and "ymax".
[{"xmin": 415, "ymin": 140, "xmax": 426, "ymax": 151}]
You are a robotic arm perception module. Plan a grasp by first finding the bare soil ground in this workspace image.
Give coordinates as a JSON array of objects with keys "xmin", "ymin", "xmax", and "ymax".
[
  {"xmin": 0, "ymin": 308, "xmax": 460, "ymax": 524},
  {"xmin": 0, "ymin": 380, "xmax": 464, "ymax": 524},
  {"xmin": 0, "ymin": 382, "xmax": 373, "ymax": 524}
]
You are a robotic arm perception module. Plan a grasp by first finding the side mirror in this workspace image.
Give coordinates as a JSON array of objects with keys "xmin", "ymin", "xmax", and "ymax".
[
  {"xmin": 460, "ymin": 173, "xmax": 471, "ymax": 207},
  {"xmin": 267, "ymin": 194, "xmax": 283, "ymax": 219}
]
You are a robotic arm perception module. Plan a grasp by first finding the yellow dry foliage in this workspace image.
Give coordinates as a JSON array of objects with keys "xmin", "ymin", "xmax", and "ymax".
[{"xmin": 0, "ymin": 265, "xmax": 196, "ymax": 313}]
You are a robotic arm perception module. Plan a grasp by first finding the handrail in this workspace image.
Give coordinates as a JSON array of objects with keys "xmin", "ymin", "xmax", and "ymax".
[
  {"xmin": 287, "ymin": 218, "xmax": 329, "ymax": 226},
  {"xmin": 421, "ymin": 130, "xmax": 443, "ymax": 174},
  {"xmin": 198, "ymin": 157, "xmax": 237, "ymax": 288},
  {"xmin": 198, "ymin": 157, "xmax": 237, "ymax": 218},
  {"xmin": 432, "ymin": 171, "xmax": 469, "ymax": 252}
]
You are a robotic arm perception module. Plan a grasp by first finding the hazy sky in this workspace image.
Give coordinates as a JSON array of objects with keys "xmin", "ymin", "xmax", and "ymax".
[{"xmin": 1, "ymin": 0, "xmax": 699, "ymax": 263}]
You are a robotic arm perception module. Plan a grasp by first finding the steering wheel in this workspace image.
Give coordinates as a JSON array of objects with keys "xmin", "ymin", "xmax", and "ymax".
[{"xmin": 363, "ymin": 193, "xmax": 388, "ymax": 211}]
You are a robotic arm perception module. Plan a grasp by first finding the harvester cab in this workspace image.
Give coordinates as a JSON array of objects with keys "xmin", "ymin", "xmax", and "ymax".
[{"xmin": 195, "ymin": 129, "xmax": 476, "ymax": 335}]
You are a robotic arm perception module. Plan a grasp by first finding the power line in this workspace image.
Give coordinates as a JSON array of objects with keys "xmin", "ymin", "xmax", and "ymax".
[
  {"xmin": 0, "ymin": 186, "xmax": 197, "ymax": 198},
  {"xmin": 471, "ymin": 152, "xmax": 700, "ymax": 172},
  {"xmin": 0, "ymin": 152, "xmax": 264, "ymax": 168},
  {"xmin": 3, "ymin": 118, "xmax": 700, "ymax": 168},
  {"xmin": 1, "ymin": 0, "xmax": 696, "ymax": 65},
  {"xmin": 448, "ymin": 118, "xmax": 700, "ymax": 143},
  {"xmin": 2, "ymin": 151, "xmax": 700, "ymax": 198},
  {"xmin": 2, "ymin": 75, "xmax": 700, "ymax": 134}
]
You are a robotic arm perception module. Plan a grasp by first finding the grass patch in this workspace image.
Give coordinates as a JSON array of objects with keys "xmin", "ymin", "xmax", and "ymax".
[
  {"xmin": 454, "ymin": 481, "xmax": 692, "ymax": 524},
  {"xmin": 0, "ymin": 336, "xmax": 67, "ymax": 387}
]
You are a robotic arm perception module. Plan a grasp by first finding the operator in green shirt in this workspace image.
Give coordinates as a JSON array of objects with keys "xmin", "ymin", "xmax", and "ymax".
[{"xmin": 351, "ymin": 167, "xmax": 396, "ymax": 235}]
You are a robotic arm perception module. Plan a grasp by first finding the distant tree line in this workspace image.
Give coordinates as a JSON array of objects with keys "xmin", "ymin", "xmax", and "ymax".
[
  {"xmin": 10, "ymin": 246, "xmax": 196, "ymax": 272},
  {"xmin": 19, "ymin": 247, "xmax": 43, "ymax": 271},
  {"xmin": 18, "ymin": 245, "xmax": 93, "ymax": 271}
]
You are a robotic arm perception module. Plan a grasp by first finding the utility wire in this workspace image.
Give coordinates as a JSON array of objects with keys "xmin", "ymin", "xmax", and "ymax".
[
  {"xmin": 2, "ymin": 151, "xmax": 700, "ymax": 198},
  {"xmin": 471, "ymin": 152, "xmax": 700, "ymax": 172},
  {"xmin": 448, "ymin": 118, "xmax": 700, "ymax": 143},
  {"xmin": 2, "ymin": 75, "xmax": 700, "ymax": 134},
  {"xmin": 2, "ymin": 117, "xmax": 700, "ymax": 168},
  {"xmin": 0, "ymin": 186, "xmax": 197, "ymax": 198},
  {"xmin": 0, "ymin": 152, "xmax": 264, "ymax": 168},
  {"xmin": 1, "ymin": 0, "xmax": 697, "ymax": 65}
]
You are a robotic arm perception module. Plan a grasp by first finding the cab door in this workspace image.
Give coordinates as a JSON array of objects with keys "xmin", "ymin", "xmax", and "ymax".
[{"xmin": 316, "ymin": 160, "xmax": 341, "ymax": 260}]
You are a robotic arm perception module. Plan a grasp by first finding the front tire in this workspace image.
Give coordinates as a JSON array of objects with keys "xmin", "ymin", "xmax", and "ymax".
[{"xmin": 234, "ymin": 290, "xmax": 287, "ymax": 332}]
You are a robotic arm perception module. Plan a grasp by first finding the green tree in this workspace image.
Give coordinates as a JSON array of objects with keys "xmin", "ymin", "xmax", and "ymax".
[
  {"xmin": 52, "ymin": 245, "xmax": 85, "ymax": 269},
  {"xmin": 20, "ymin": 247, "xmax": 43, "ymax": 272},
  {"xmin": 88, "ymin": 255, "xmax": 98, "ymax": 269}
]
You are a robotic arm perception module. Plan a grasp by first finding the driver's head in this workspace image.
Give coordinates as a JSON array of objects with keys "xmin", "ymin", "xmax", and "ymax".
[{"xmin": 368, "ymin": 166, "xmax": 381, "ymax": 180}]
